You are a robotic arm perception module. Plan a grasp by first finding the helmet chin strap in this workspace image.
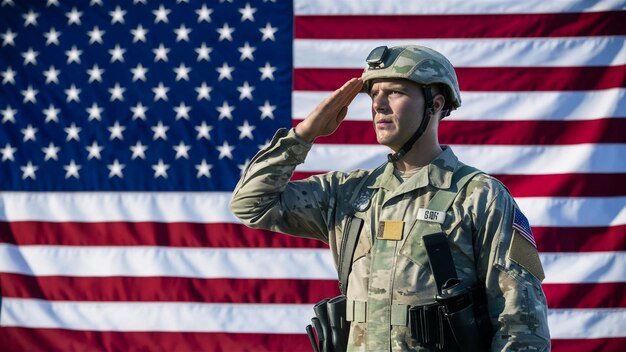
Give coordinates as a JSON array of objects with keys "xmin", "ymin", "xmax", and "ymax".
[{"xmin": 387, "ymin": 86, "xmax": 434, "ymax": 163}]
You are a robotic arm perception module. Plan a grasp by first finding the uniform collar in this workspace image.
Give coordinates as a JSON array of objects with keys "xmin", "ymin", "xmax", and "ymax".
[{"xmin": 369, "ymin": 146, "xmax": 459, "ymax": 192}]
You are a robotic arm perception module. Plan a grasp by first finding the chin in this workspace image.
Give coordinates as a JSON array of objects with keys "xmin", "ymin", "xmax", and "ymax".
[
  {"xmin": 375, "ymin": 133, "xmax": 392, "ymax": 145},
  {"xmin": 376, "ymin": 135, "xmax": 398, "ymax": 149}
]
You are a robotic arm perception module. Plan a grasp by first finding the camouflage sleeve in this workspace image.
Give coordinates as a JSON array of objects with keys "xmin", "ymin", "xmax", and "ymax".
[
  {"xmin": 474, "ymin": 182, "xmax": 551, "ymax": 351},
  {"xmin": 230, "ymin": 127, "xmax": 340, "ymax": 242}
]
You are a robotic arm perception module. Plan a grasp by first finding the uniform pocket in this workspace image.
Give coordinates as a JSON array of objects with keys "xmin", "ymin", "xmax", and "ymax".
[{"xmin": 398, "ymin": 221, "xmax": 443, "ymax": 267}]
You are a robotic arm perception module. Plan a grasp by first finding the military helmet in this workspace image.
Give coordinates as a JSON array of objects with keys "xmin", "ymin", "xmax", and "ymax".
[{"xmin": 361, "ymin": 45, "xmax": 462, "ymax": 113}]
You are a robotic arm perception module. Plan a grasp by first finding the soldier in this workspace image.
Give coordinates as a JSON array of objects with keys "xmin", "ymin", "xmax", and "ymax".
[{"xmin": 230, "ymin": 45, "xmax": 550, "ymax": 351}]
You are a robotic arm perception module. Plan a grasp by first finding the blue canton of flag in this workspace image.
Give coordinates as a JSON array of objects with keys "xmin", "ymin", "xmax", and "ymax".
[
  {"xmin": 512, "ymin": 206, "xmax": 537, "ymax": 247},
  {"xmin": 0, "ymin": 0, "xmax": 292, "ymax": 191}
]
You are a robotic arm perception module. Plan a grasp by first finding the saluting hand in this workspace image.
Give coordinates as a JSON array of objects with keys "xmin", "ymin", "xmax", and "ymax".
[{"xmin": 295, "ymin": 78, "xmax": 363, "ymax": 143}]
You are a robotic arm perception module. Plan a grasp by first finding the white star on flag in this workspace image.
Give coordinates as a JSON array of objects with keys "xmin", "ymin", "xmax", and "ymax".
[
  {"xmin": 217, "ymin": 101, "xmax": 235, "ymax": 120},
  {"xmin": 87, "ymin": 64, "xmax": 105, "ymax": 83},
  {"xmin": 152, "ymin": 159, "xmax": 170, "ymax": 178},
  {"xmin": 216, "ymin": 140, "xmax": 234, "ymax": 160},
  {"xmin": 44, "ymin": 66, "xmax": 60, "ymax": 84},
  {"xmin": 152, "ymin": 121, "xmax": 169, "ymax": 140},
  {"xmin": 86, "ymin": 141, "xmax": 103, "ymax": 160},
  {"xmin": 1, "ymin": 143, "xmax": 17, "ymax": 161},
  {"xmin": 87, "ymin": 26, "xmax": 105, "ymax": 44},
  {"xmin": 130, "ymin": 141, "xmax": 147, "ymax": 160},
  {"xmin": 196, "ymin": 5, "xmax": 213, "ymax": 23},
  {"xmin": 64, "ymin": 123, "xmax": 81, "ymax": 141},
  {"xmin": 195, "ymin": 159, "xmax": 212, "ymax": 178},
  {"xmin": 20, "ymin": 161, "xmax": 38, "ymax": 180},
  {"xmin": 131, "ymin": 102, "xmax": 148, "ymax": 120},
  {"xmin": 173, "ymin": 141, "xmax": 191, "ymax": 159},
  {"xmin": 237, "ymin": 120, "xmax": 256, "ymax": 140},
  {"xmin": 21, "ymin": 124, "xmax": 38, "ymax": 142},
  {"xmin": 153, "ymin": 5, "xmax": 171, "ymax": 24},
  {"xmin": 42, "ymin": 142, "xmax": 60, "ymax": 161},
  {"xmin": 107, "ymin": 159, "xmax": 125, "ymax": 178},
  {"xmin": 63, "ymin": 160, "xmax": 81, "ymax": 179},
  {"xmin": 195, "ymin": 82, "xmax": 212, "ymax": 100},
  {"xmin": 108, "ymin": 121, "xmax": 125, "ymax": 140},
  {"xmin": 195, "ymin": 121, "xmax": 213, "ymax": 140}
]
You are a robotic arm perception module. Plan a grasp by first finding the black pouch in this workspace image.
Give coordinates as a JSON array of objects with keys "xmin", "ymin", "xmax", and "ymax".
[
  {"xmin": 409, "ymin": 302, "xmax": 442, "ymax": 348},
  {"xmin": 308, "ymin": 295, "xmax": 350, "ymax": 352},
  {"xmin": 312, "ymin": 298, "xmax": 332, "ymax": 352},
  {"xmin": 327, "ymin": 295, "xmax": 349, "ymax": 352}
]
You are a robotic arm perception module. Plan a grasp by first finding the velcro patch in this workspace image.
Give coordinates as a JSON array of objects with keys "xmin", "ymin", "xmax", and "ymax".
[
  {"xmin": 377, "ymin": 220, "xmax": 404, "ymax": 241},
  {"xmin": 509, "ymin": 231, "xmax": 545, "ymax": 281},
  {"xmin": 417, "ymin": 208, "xmax": 445, "ymax": 224}
]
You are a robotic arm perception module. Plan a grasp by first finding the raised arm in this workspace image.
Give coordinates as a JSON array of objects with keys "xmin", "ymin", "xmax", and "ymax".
[{"xmin": 230, "ymin": 78, "xmax": 362, "ymax": 241}]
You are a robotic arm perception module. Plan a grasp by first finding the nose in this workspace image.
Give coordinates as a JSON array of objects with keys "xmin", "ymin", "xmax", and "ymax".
[{"xmin": 372, "ymin": 93, "xmax": 388, "ymax": 113}]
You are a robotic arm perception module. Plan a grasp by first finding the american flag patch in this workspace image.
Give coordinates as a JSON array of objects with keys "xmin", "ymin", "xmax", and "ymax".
[{"xmin": 512, "ymin": 207, "xmax": 537, "ymax": 248}]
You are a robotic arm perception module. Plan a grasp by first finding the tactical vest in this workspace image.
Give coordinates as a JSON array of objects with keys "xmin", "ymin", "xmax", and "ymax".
[{"xmin": 340, "ymin": 164, "xmax": 490, "ymax": 351}]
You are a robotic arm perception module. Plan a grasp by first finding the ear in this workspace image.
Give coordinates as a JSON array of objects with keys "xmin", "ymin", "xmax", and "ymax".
[{"xmin": 431, "ymin": 93, "xmax": 446, "ymax": 115}]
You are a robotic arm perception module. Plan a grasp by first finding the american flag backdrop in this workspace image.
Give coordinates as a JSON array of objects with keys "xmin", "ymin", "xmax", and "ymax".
[{"xmin": 0, "ymin": 0, "xmax": 625, "ymax": 351}]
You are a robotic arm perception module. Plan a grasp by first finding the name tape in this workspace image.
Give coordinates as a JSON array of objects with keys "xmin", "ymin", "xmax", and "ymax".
[{"xmin": 417, "ymin": 208, "xmax": 446, "ymax": 224}]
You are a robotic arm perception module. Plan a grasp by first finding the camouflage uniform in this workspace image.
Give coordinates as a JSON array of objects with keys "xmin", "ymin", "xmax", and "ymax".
[{"xmin": 230, "ymin": 45, "xmax": 550, "ymax": 351}]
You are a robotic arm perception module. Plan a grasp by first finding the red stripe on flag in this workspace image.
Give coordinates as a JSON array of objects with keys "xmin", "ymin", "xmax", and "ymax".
[
  {"xmin": 456, "ymin": 66, "xmax": 626, "ymax": 92},
  {"xmin": 495, "ymin": 174, "xmax": 626, "ymax": 198},
  {"xmin": 293, "ymin": 119, "xmax": 626, "ymax": 145},
  {"xmin": 1, "ymin": 327, "xmax": 623, "ymax": 352},
  {"xmin": 293, "ymin": 66, "xmax": 626, "ymax": 92},
  {"xmin": 0, "ymin": 274, "xmax": 339, "ymax": 303},
  {"xmin": 292, "ymin": 172, "xmax": 626, "ymax": 198},
  {"xmin": 4, "ymin": 273, "xmax": 625, "ymax": 309},
  {"xmin": 534, "ymin": 225, "xmax": 626, "ymax": 253},
  {"xmin": 2, "ymin": 220, "xmax": 624, "ymax": 251},
  {"xmin": 0, "ymin": 328, "xmax": 312, "ymax": 352},
  {"xmin": 551, "ymin": 338, "xmax": 626, "ymax": 352},
  {"xmin": 543, "ymin": 282, "xmax": 626, "ymax": 309},
  {"xmin": 295, "ymin": 12, "xmax": 626, "ymax": 39},
  {"xmin": 439, "ymin": 119, "xmax": 626, "ymax": 145},
  {"xmin": 0, "ymin": 221, "xmax": 327, "ymax": 248}
]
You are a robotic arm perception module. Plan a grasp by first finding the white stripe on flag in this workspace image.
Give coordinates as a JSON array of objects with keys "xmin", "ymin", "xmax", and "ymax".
[
  {"xmin": 541, "ymin": 251, "xmax": 626, "ymax": 284},
  {"xmin": 2, "ymin": 298, "xmax": 625, "ymax": 338},
  {"xmin": 0, "ymin": 298, "xmax": 311, "ymax": 333},
  {"xmin": 517, "ymin": 197, "xmax": 626, "ymax": 227},
  {"xmin": 1, "ymin": 193, "xmax": 625, "ymax": 227},
  {"xmin": 293, "ymin": 89, "xmax": 626, "ymax": 122},
  {"xmin": 0, "ymin": 245, "xmax": 335, "ymax": 279},
  {"xmin": 0, "ymin": 191, "xmax": 237, "ymax": 222},
  {"xmin": 2, "ymin": 244, "xmax": 626, "ymax": 283},
  {"xmin": 548, "ymin": 308, "xmax": 626, "ymax": 339},
  {"xmin": 297, "ymin": 144, "xmax": 626, "ymax": 174},
  {"xmin": 294, "ymin": 37, "xmax": 626, "ymax": 68}
]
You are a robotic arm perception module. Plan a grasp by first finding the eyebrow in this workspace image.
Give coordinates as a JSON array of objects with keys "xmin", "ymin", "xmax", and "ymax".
[{"xmin": 373, "ymin": 83, "xmax": 407, "ymax": 91}]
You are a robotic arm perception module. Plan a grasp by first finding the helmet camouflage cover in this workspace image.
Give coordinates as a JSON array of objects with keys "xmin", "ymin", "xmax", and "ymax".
[{"xmin": 361, "ymin": 45, "xmax": 462, "ymax": 113}]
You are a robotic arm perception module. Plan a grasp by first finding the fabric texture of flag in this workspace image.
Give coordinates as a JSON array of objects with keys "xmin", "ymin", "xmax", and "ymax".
[{"xmin": 1, "ymin": 0, "xmax": 625, "ymax": 351}]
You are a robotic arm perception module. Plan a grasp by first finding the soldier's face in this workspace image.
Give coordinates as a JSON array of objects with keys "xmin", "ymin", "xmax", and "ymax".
[{"xmin": 369, "ymin": 79, "xmax": 425, "ymax": 151}]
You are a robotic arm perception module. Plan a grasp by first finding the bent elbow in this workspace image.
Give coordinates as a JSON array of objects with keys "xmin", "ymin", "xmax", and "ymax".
[
  {"xmin": 229, "ymin": 192, "xmax": 251, "ymax": 224},
  {"xmin": 229, "ymin": 192, "xmax": 271, "ymax": 229}
]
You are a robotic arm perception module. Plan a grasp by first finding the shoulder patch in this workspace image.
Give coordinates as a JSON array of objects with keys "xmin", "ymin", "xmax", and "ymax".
[
  {"xmin": 512, "ymin": 207, "xmax": 536, "ymax": 247},
  {"xmin": 509, "ymin": 231, "xmax": 545, "ymax": 281}
]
